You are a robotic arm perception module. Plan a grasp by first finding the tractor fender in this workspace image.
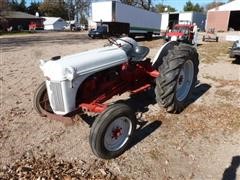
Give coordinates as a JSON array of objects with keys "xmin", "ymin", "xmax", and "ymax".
[{"xmin": 152, "ymin": 41, "xmax": 179, "ymax": 70}]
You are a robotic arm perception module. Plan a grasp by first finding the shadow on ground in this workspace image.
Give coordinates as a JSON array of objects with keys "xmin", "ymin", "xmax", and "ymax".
[
  {"xmin": 222, "ymin": 156, "xmax": 240, "ymax": 180},
  {"xmin": 128, "ymin": 120, "xmax": 162, "ymax": 150},
  {"xmin": 186, "ymin": 82, "xmax": 211, "ymax": 108}
]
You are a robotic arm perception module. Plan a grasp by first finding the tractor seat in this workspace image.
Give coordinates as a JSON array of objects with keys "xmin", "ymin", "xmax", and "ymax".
[{"xmin": 129, "ymin": 46, "xmax": 150, "ymax": 61}]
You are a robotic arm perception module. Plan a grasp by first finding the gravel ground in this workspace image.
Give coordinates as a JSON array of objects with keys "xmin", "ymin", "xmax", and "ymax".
[{"xmin": 0, "ymin": 31, "xmax": 240, "ymax": 179}]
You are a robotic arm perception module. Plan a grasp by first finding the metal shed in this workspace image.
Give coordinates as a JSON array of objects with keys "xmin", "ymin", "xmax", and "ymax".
[
  {"xmin": 43, "ymin": 17, "xmax": 67, "ymax": 31},
  {"xmin": 206, "ymin": 0, "xmax": 240, "ymax": 32}
]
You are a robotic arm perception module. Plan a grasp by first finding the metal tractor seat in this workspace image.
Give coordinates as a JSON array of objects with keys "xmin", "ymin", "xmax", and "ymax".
[
  {"xmin": 129, "ymin": 46, "xmax": 150, "ymax": 61},
  {"xmin": 116, "ymin": 37, "xmax": 149, "ymax": 61}
]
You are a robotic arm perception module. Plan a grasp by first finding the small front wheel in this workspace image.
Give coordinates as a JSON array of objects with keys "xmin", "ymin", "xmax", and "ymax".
[
  {"xmin": 89, "ymin": 103, "xmax": 136, "ymax": 159},
  {"xmin": 33, "ymin": 82, "xmax": 53, "ymax": 116}
]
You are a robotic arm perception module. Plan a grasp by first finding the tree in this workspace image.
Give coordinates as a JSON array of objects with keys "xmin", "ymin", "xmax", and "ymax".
[
  {"xmin": 206, "ymin": 1, "xmax": 225, "ymax": 10},
  {"xmin": 0, "ymin": 0, "xmax": 9, "ymax": 11},
  {"xmin": 120, "ymin": 0, "xmax": 152, "ymax": 10},
  {"xmin": 183, "ymin": 0, "xmax": 204, "ymax": 12},
  {"xmin": 65, "ymin": 0, "xmax": 75, "ymax": 20},
  {"xmin": 194, "ymin": 3, "xmax": 204, "ymax": 12},
  {"xmin": 27, "ymin": 2, "xmax": 42, "ymax": 15},
  {"xmin": 0, "ymin": 0, "xmax": 9, "ymax": 31},
  {"xmin": 64, "ymin": 0, "xmax": 91, "ymax": 24},
  {"xmin": 39, "ymin": 0, "xmax": 68, "ymax": 19},
  {"xmin": 154, "ymin": 4, "xmax": 176, "ymax": 13},
  {"xmin": 75, "ymin": 0, "xmax": 91, "ymax": 23},
  {"xmin": 9, "ymin": 0, "xmax": 27, "ymax": 12}
]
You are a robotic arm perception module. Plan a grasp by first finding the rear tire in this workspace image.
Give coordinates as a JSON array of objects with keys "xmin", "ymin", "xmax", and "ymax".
[
  {"xmin": 89, "ymin": 103, "xmax": 136, "ymax": 159},
  {"xmin": 155, "ymin": 44, "xmax": 199, "ymax": 113},
  {"xmin": 33, "ymin": 82, "xmax": 53, "ymax": 116}
]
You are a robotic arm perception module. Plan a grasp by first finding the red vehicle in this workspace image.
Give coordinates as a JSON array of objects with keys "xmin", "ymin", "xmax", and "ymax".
[
  {"xmin": 165, "ymin": 24, "xmax": 194, "ymax": 44},
  {"xmin": 29, "ymin": 20, "xmax": 44, "ymax": 31}
]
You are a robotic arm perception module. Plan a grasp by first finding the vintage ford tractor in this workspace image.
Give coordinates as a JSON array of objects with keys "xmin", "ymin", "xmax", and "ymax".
[{"xmin": 34, "ymin": 37, "xmax": 199, "ymax": 159}]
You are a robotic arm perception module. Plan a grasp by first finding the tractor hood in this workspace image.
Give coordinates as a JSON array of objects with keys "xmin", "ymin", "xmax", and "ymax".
[{"xmin": 40, "ymin": 45, "xmax": 128, "ymax": 81}]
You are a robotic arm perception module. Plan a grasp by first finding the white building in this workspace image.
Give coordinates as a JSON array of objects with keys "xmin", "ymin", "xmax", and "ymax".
[
  {"xmin": 206, "ymin": 0, "xmax": 240, "ymax": 31},
  {"xmin": 43, "ymin": 17, "xmax": 67, "ymax": 30}
]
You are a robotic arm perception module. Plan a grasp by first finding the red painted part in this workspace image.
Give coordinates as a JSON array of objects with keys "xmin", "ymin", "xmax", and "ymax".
[
  {"xmin": 131, "ymin": 83, "xmax": 151, "ymax": 94},
  {"xmin": 76, "ymin": 60, "xmax": 158, "ymax": 113},
  {"xmin": 29, "ymin": 21, "xmax": 44, "ymax": 30},
  {"xmin": 148, "ymin": 70, "xmax": 159, "ymax": 78},
  {"xmin": 80, "ymin": 103, "xmax": 108, "ymax": 113},
  {"xmin": 112, "ymin": 127, "xmax": 122, "ymax": 139},
  {"xmin": 43, "ymin": 111, "xmax": 74, "ymax": 125}
]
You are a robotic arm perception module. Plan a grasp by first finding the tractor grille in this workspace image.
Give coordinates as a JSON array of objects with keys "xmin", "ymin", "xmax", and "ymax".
[{"xmin": 49, "ymin": 82, "xmax": 65, "ymax": 112}]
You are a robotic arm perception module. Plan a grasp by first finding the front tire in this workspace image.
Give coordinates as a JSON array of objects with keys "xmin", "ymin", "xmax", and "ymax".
[
  {"xmin": 155, "ymin": 44, "xmax": 199, "ymax": 113},
  {"xmin": 33, "ymin": 82, "xmax": 53, "ymax": 116},
  {"xmin": 89, "ymin": 103, "xmax": 136, "ymax": 159}
]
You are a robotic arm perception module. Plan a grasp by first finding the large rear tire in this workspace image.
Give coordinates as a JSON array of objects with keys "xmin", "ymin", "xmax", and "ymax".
[
  {"xmin": 89, "ymin": 103, "xmax": 136, "ymax": 159},
  {"xmin": 33, "ymin": 82, "xmax": 53, "ymax": 116},
  {"xmin": 155, "ymin": 43, "xmax": 199, "ymax": 113}
]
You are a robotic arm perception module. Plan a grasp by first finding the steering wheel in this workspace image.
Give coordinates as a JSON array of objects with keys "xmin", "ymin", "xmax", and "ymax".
[
  {"xmin": 107, "ymin": 37, "xmax": 120, "ymax": 47},
  {"xmin": 117, "ymin": 38, "xmax": 134, "ymax": 48},
  {"xmin": 107, "ymin": 37, "xmax": 134, "ymax": 48}
]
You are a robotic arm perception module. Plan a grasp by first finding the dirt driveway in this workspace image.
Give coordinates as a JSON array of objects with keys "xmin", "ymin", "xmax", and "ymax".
[{"xmin": 0, "ymin": 32, "xmax": 240, "ymax": 179}]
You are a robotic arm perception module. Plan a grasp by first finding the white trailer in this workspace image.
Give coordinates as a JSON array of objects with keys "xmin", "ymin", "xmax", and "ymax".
[
  {"xmin": 179, "ymin": 12, "xmax": 206, "ymax": 31},
  {"xmin": 160, "ymin": 12, "xmax": 206, "ymax": 31},
  {"xmin": 160, "ymin": 13, "xmax": 169, "ymax": 31},
  {"xmin": 91, "ymin": 1, "xmax": 161, "ymax": 38}
]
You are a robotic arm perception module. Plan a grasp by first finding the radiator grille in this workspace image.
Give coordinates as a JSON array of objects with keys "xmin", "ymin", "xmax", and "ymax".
[{"xmin": 49, "ymin": 82, "xmax": 65, "ymax": 112}]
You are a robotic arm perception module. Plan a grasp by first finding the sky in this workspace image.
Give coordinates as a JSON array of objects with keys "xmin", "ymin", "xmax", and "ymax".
[{"xmin": 25, "ymin": 0, "xmax": 229, "ymax": 11}]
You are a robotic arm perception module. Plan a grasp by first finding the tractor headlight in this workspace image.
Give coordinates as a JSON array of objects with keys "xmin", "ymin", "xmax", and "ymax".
[{"xmin": 65, "ymin": 67, "xmax": 75, "ymax": 81}]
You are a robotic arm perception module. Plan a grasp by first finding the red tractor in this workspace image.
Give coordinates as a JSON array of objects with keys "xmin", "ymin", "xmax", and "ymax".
[
  {"xmin": 34, "ymin": 37, "xmax": 199, "ymax": 159},
  {"xmin": 165, "ymin": 24, "xmax": 194, "ymax": 44}
]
